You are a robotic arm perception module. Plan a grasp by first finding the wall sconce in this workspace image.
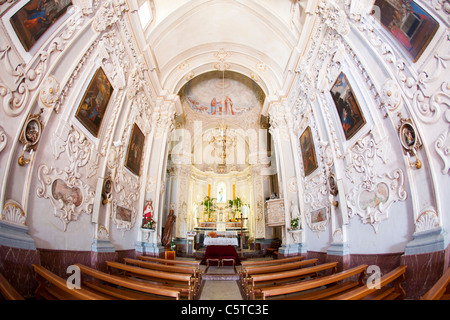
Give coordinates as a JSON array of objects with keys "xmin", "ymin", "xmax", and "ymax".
[
  {"xmin": 398, "ymin": 118, "xmax": 422, "ymax": 169},
  {"xmin": 18, "ymin": 109, "xmax": 44, "ymax": 166}
]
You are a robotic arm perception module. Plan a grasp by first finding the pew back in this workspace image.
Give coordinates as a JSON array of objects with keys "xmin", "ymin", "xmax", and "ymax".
[
  {"xmin": 261, "ymin": 264, "xmax": 368, "ymax": 300},
  {"xmin": 0, "ymin": 272, "xmax": 24, "ymax": 300},
  {"xmin": 421, "ymin": 267, "xmax": 450, "ymax": 300}
]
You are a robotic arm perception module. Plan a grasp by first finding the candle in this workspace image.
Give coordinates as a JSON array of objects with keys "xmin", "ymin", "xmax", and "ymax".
[
  {"xmin": 233, "ymin": 184, "xmax": 236, "ymax": 200},
  {"xmin": 208, "ymin": 184, "xmax": 211, "ymax": 197}
]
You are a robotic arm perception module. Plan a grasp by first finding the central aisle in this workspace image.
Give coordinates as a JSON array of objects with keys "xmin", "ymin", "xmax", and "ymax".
[{"xmin": 198, "ymin": 265, "xmax": 244, "ymax": 300}]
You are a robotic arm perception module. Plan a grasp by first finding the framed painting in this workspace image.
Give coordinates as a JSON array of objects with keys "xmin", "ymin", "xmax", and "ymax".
[
  {"xmin": 372, "ymin": 0, "xmax": 439, "ymax": 62},
  {"xmin": 75, "ymin": 67, "xmax": 113, "ymax": 138},
  {"xmin": 9, "ymin": 0, "xmax": 73, "ymax": 52},
  {"xmin": 330, "ymin": 72, "xmax": 366, "ymax": 140},
  {"xmin": 125, "ymin": 123, "xmax": 145, "ymax": 176},
  {"xmin": 115, "ymin": 205, "xmax": 132, "ymax": 223},
  {"xmin": 300, "ymin": 126, "xmax": 318, "ymax": 177}
]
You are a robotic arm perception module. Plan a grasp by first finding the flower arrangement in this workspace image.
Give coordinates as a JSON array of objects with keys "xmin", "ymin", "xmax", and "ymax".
[
  {"xmin": 208, "ymin": 231, "xmax": 217, "ymax": 238},
  {"xmin": 142, "ymin": 211, "xmax": 155, "ymax": 229},
  {"xmin": 290, "ymin": 217, "xmax": 300, "ymax": 230}
]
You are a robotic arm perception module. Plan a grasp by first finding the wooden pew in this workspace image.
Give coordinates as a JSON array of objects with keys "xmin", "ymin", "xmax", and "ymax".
[
  {"xmin": 246, "ymin": 261, "xmax": 338, "ymax": 300},
  {"xmin": 241, "ymin": 256, "xmax": 304, "ymax": 267},
  {"xmin": 328, "ymin": 265, "xmax": 407, "ymax": 300},
  {"xmin": 105, "ymin": 261, "xmax": 196, "ymax": 299},
  {"xmin": 0, "ymin": 272, "xmax": 24, "ymax": 300},
  {"xmin": 123, "ymin": 257, "xmax": 201, "ymax": 293},
  {"xmin": 421, "ymin": 267, "xmax": 450, "ymax": 300},
  {"xmin": 240, "ymin": 259, "xmax": 318, "ymax": 285},
  {"xmin": 260, "ymin": 264, "xmax": 368, "ymax": 300},
  {"xmin": 32, "ymin": 264, "xmax": 111, "ymax": 300},
  {"xmin": 75, "ymin": 263, "xmax": 181, "ymax": 300},
  {"xmin": 137, "ymin": 255, "xmax": 200, "ymax": 267}
]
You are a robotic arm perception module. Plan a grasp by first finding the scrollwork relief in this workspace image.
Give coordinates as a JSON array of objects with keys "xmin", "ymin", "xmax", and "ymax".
[
  {"xmin": 0, "ymin": 126, "xmax": 7, "ymax": 153},
  {"xmin": 345, "ymin": 134, "xmax": 407, "ymax": 232},
  {"xmin": 37, "ymin": 164, "xmax": 95, "ymax": 231}
]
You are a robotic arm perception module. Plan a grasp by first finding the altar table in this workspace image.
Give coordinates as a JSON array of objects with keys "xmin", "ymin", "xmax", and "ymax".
[{"xmin": 203, "ymin": 237, "xmax": 238, "ymax": 246}]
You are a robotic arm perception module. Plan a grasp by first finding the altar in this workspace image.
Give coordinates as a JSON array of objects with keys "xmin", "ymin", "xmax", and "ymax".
[{"xmin": 203, "ymin": 236, "xmax": 238, "ymax": 246}]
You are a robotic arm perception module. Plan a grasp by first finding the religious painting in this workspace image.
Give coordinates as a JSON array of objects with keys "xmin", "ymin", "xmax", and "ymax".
[
  {"xmin": 9, "ymin": 0, "xmax": 73, "ymax": 52},
  {"xmin": 310, "ymin": 208, "xmax": 327, "ymax": 224},
  {"xmin": 51, "ymin": 179, "xmax": 83, "ymax": 207},
  {"xmin": 115, "ymin": 205, "xmax": 132, "ymax": 223},
  {"xmin": 398, "ymin": 119, "xmax": 419, "ymax": 152},
  {"xmin": 125, "ymin": 123, "xmax": 145, "ymax": 176},
  {"xmin": 101, "ymin": 176, "xmax": 112, "ymax": 205},
  {"xmin": 20, "ymin": 111, "xmax": 43, "ymax": 150},
  {"xmin": 181, "ymin": 71, "xmax": 265, "ymax": 117},
  {"xmin": 372, "ymin": 0, "xmax": 439, "ymax": 62},
  {"xmin": 300, "ymin": 126, "xmax": 318, "ymax": 177},
  {"xmin": 329, "ymin": 172, "xmax": 338, "ymax": 196},
  {"xmin": 330, "ymin": 72, "xmax": 366, "ymax": 140},
  {"xmin": 359, "ymin": 182, "xmax": 389, "ymax": 211},
  {"xmin": 75, "ymin": 67, "xmax": 113, "ymax": 137}
]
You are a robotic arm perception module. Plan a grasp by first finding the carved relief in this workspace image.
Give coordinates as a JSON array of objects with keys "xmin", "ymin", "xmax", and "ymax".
[
  {"xmin": 345, "ymin": 134, "xmax": 407, "ymax": 232},
  {"xmin": 0, "ymin": 126, "xmax": 6, "ymax": 153},
  {"xmin": 415, "ymin": 207, "xmax": 440, "ymax": 232},
  {"xmin": 1, "ymin": 199, "xmax": 26, "ymax": 226},
  {"xmin": 39, "ymin": 75, "xmax": 60, "ymax": 108},
  {"xmin": 37, "ymin": 164, "xmax": 95, "ymax": 231},
  {"xmin": 0, "ymin": 7, "xmax": 85, "ymax": 117}
]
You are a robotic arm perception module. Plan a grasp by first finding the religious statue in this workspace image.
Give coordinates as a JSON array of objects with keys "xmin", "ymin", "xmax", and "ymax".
[
  {"xmin": 141, "ymin": 200, "xmax": 154, "ymax": 229},
  {"xmin": 162, "ymin": 209, "xmax": 176, "ymax": 248}
]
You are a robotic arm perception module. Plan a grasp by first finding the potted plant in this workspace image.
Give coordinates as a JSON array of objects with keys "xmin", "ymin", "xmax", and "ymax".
[
  {"xmin": 228, "ymin": 198, "xmax": 246, "ymax": 222},
  {"xmin": 200, "ymin": 196, "xmax": 216, "ymax": 221}
]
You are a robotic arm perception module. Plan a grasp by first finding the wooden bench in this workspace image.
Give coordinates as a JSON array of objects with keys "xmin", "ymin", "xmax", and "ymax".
[
  {"xmin": 246, "ymin": 261, "xmax": 338, "ymax": 299},
  {"xmin": 75, "ymin": 263, "xmax": 181, "ymax": 300},
  {"xmin": 137, "ymin": 255, "xmax": 200, "ymax": 267},
  {"xmin": 421, "ymin": 267, "xmax": 450, "ymax": 300},
  {"xmin": 240, "ymin": 259, "xmax": 317, "ymax": 285},
  {"xmin": 123, "ymin": 257, "xmax": 201, "ymax": 293},
  {"xmin": 32, "ymin": 264, "xmax": 111, "ymax": 300},
  {"xmin": 328, "ymin": 265, "xmax": 407, "ymax": 300},
  {"xmin": 105, "ymin": 261, "xmax": 196, "ymax": 299},
  {"xmin": 260, "ymin": 264, "xmax": 368, "ymax": 300},
  {"xmin": 0, "ymin": 272, "xmax": 24, "ymax": 300},
  {"xmin": 241, "ymin": 255, "xmax": 304, "ymax": 267}
]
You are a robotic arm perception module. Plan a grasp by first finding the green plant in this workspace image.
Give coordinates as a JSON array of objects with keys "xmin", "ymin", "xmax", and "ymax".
[
  {"xmin": 290, "ymin": 217, "xmax": 299, "ymax": 230},
  {"xmin": 200, "ymin": 196, "xmax": 216, "ymax": 217}
]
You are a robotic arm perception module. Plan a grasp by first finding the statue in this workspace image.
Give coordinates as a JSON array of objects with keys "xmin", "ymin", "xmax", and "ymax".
[
  {"xmin": 162, "ymin": 209, "xmax": 176, "ymax": 248},
  {"xmin": 142, "ymin": 200, "xmax": 154, "ymax": 229}
]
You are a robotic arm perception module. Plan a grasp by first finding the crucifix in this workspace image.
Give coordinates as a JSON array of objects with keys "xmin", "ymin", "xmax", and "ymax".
[{"xmin": 236, "ymin": 211, "xmax": 248, "ymax": 258}]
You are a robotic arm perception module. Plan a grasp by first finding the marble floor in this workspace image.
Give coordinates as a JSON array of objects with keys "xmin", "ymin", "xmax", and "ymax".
[{"xmin": 198, "ymin": 266, "xmax": 244, "ymax": 300}]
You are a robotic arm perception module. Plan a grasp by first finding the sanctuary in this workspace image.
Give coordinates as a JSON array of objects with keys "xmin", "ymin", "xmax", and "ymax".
[{"xmin": 0, "ymin": 0, "xmax": 449, "ymax": 301}]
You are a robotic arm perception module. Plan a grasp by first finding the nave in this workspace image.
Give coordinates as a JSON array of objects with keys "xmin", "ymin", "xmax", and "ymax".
[{"xmin": 1, "ymin": 251, "xmax": 449, "ymax": 301}]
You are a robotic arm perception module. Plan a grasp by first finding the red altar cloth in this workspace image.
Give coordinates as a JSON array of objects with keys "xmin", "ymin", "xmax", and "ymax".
[{"xmin": 200, "ymin": 245, "xmax": 241, "ymax": 266}]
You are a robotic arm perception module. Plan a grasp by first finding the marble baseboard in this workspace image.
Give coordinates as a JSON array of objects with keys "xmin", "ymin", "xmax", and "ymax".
[
  {"xmin": 0, "ymin": 245, "xmax": 40, "ymax": 298},
  {"xmin": 401, "ymin": 249, "xmax": 448, "ymax": 299}
]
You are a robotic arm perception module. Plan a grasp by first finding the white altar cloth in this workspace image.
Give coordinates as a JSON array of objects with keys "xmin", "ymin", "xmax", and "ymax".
[{"xmin": 204, "ymin": 237, "xmax": 238, "ymax": 246}]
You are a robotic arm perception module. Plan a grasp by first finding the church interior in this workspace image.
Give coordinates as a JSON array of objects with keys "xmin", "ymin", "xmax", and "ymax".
[{"xmin": 0, "ymin": 0, "xmax": 449, "ymax": 301}]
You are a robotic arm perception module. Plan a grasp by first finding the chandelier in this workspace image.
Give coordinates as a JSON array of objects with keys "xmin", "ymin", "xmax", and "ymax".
[
  {"xmin": 208, "ymin": 123, "xmax": 236, "ymax": 165},
  {"xmin": 207, "ymin": 69, "xmax": 236, "ymax": 172}
]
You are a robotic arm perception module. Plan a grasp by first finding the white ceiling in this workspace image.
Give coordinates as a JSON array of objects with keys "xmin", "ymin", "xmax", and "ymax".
[{"xmin": 129, "ymin": 0, "xmax": 309, "ymax": 100}]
